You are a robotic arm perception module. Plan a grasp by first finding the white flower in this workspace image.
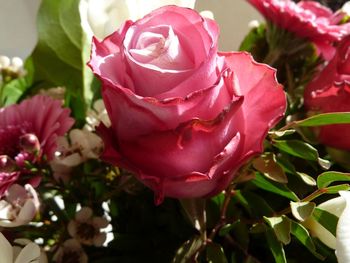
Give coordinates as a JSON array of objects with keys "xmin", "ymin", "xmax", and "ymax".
[
  {"xmin": 336, "ymin": 191, "xmax": 350, "ymax": 263},
  {"xmin": 50, "ymin": 128, "xmax": 103, "ymax": 182},
  {"xmin": 0, "ymin": 233, "xmax": 46, "ymax": 263},
  {"xmin": 85, "ymin": 99, "xmax": 111, "ymax": 131},
  {"xmin": 303, "ymin": 191, "xmax": 350, "ymax": 262},
  {"xmin": 67, "ymin": 207, "xmax": 109, "ymax": 247},
  {"xmin": 52, "ymin": 239, "xmax": 88, "ymax": 263},
  {"xmin": 342, "ymin": 1, "xmax": 350, "ymax": 16},
  {"xmin": 0, "ymin": 184, "xmax": 40, "ymax": 227},
  {"xmin": 79, "ymin": 0, "xmax": 196, "ymax": 39}
]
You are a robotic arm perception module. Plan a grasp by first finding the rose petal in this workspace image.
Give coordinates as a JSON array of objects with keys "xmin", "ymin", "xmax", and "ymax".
[{"xmin": 336, "ymin": 191, "xmax": 350, "ymax": 263}]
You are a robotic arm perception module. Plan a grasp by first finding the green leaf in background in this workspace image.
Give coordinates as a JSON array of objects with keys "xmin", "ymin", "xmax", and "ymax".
[
  {"xmin": 317, "ymin": 171, "xmax": 350, "ymax": 189},
  {"xmin": 251, "ymin": 173, "xmax": 299, "ymax": 201},
  {"xmin": 264, "ymin": 216, "xmax": 291, "ymax": 245},
  {"xmin": 265, "ymin": 228, "xmax": 287, "ymax": 263},
  {"xmin": 290, "ymin": 220, "xmax": 325, "ymax": 260},
  {"xmin": 290, "ymin": 201, "xmax": 315, "ymax": 221},
  {"xmin": 172, "ymin": 236, "xmax": 203, "ymax": 263},
  {"xmin": 30, "ymin": 0, "xmax": 96, "ymax": 123},
  {"xmin": 296, "ymin": 112, "xmax": 350, "ymax": 127},
  {"xmin": 239, "ymin": 24, "xmax": 268, "ymax": 62},
  {"xmin": 0, "ymin": 58, "xmax": 34, "ymax": 106},
  {"xmin": 206, "ymin": 243, "xmax": 228, "ymax": 263},
  {"xmin": 273, "ymin": 140, "xmax": 331, "ymax": 169},
  {"xmin": 312, "ymin": 208, "xmax": 338, "ymax": 236}
]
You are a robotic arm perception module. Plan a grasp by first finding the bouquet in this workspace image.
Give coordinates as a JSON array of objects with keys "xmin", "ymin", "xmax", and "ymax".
[{"xmin": 0, "ymin": 0, "xmax": 350, "ymax": 262}]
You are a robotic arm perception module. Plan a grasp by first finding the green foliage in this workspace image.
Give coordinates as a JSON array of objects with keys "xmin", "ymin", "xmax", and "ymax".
[{"xmin": 30, "ymin": 0, "xmax": 97, "ymax": 124}]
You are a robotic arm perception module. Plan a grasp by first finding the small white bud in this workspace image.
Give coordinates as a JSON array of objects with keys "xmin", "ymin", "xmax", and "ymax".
[
  {"xmin": 248, "ymin": 20, "xmax": 260, "ymax": 29},
  {"xmin": 200, "ymin": 10, "xmax": 214, "ymax": 20},
  {"xmin": 11, "ymin": 56, "xmax": 24, "ymax": 70},
  {"xmin": 0, "ymin": 55, "xmax": 10, "ymax": 69},
  {"xmin": 342, "ymin": 2, "xmax": 350, "ymax": 16}
]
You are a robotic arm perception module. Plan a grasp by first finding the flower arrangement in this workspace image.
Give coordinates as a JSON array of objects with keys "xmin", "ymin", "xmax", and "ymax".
[{"xmin": 1, "ymin": 0, "xmax": 350, "ymax": 262}]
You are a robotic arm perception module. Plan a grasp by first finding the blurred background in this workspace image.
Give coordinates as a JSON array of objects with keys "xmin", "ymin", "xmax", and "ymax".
[{"xmin": 0, "ymin": 0, "xmax": 261, "ymax": 58}]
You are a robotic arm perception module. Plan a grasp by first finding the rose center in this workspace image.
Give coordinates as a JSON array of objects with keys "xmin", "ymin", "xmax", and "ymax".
[{"xmin": 127, "ymin": 25, "xmax": 193, "ymax": 70}]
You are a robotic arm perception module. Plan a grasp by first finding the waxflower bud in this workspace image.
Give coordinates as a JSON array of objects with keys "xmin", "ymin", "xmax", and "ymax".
[
  {"xmin": 19, "ymin": 133, "xmax": 41, "ymax": 154},
  {"xmin": 0, "ymin": 155, "xmax": 16, "ymax": 173}
]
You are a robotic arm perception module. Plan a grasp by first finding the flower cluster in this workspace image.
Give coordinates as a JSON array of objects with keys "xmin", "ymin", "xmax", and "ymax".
[{"xmin": 2, "ymin": 0, "xmax": 350, "ymax": 262}]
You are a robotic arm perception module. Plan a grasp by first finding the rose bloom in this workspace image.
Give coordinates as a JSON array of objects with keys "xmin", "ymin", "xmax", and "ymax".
[
  {"xmin": 89, "ymin": 6, "xmax": 286, "ymax": 203},
  {"xmin": 247, "ymin": 0, "xmax": 350, "ymax": 58},
  {"xmin": 0, "ymin": 95, "xmax": 74, "ymax": 196},
  {"xmin": 304, "ymin": 35, "xmax": 350, "ymax": 150}
]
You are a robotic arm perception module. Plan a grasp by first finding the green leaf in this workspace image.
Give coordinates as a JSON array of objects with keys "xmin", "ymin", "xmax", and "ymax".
[
  {"xmin": 273, "ymin": 140, "xmax": 331, "ymax": 169},
  {"xmin": 312, "ymin": 208, "xmax": 338, "ymax": 236},
  {"xmin": 206, "ymin": 243, "xmax": 228, "ymax": 263},
  {"xmin": 296, "ymin": 112, "xmax": 350, "ymax": 127},
  {"xmin": 180, "ymin": 198, "xmax": 206, "ymax": 233},
  {"xmin": 1, "ymin": 58, "xmax": 34, "ymax": 106},
  {"xmin": 219, "ymin": 221, "xmax": 240, "ymax": 237},
  {"xmin": 264, "ymin": 216, "xmax": 291, "ymax": 245},
  {"xmin": 290, "ymin": 220, "xmax": 325, "ymax": 260},
  {"xmin": 251, "ymin": 172, "xmax": 299, "ymax": 201},
  {"xmin": 265, "ymin": 228, "xmax": 287, "ymax": 263},
  {"xmin": 253, "ymin": 153, "xmax": 288, "ymax": 183},
  {"xmin": 296, "ymin": 172, "xmax": 317, "ymax": 186},
  {"xmin": 31, "ymin": 0, "xmax": 95, "ymax": 121},
  {"xmin": 269, "ymin": 129, "xmax": 296, "ymax": 138},
  {"xmin": 290, "ymin": 201, "xmax": 315, "ymax": 221},
  {"xmin": 172, "ymin": 236, "xmax": 203, "ymax": 263},
  {"xmin": 324, "ymin": 184, "xmax": 350, "ymax": 194},
  {"xmin": 317, "ymin": 172, "xmax": 350, "ymax": 189},
  {"xmin": 236, "ymin": 190, "xmax": 274, "ymax": 217}
]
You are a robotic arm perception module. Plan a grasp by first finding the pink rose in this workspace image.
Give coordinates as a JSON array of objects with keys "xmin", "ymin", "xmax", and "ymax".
[
  {"xmin": 88, "ymin": 6, "xmax": 286, "ymax": 203},
  {"xmin": 248, "ymin": 0, "xmax": 350, "ymax": 59},
  {"xmin": 304, "ymin": 36, "xmax": 350, "ymax": 150}
]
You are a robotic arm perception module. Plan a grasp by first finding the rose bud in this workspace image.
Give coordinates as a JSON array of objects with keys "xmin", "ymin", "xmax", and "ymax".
[{"xmin": 19, "ymin": 133, "xmax": 41, "ymax": 154}]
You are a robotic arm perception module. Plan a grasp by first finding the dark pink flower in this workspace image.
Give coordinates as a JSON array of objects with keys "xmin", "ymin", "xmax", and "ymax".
[
  {"xmin": 89, "ymin": 6, "xmax": 286, "ymax": 203},
  {"xmin": 248, "ymin": 0, "xmax": 350, "ymax": 58},
  {"xmin": 0, "ymin": 95, "xmax": 74, "ymax": 195},
  {"xmin": 304, "ymin": 36, "xmax": 350, "ymax": 150}
]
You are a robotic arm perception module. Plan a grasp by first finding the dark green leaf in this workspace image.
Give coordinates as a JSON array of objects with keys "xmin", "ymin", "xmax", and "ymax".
[
  {"xmin": 251, "ymin": 173, "xmax": 299, "ymax": 201},
  {"xmin": 264, "ymin": 216, "xmax": 291, "ymax": 245},
  {"xmin": 265, "ymin": 228, "xmax": 287, "ymax": 263},
  {"xmin": 273, "ymin": 140, "xmax": 330, "ymax": 169},
  {"xmin": 172, "ymin": 236, "xmax": 203, "ymax": 263},
  {"xmin": 290, "ymin": 220, "xmax": 325, "ymax": 260},
  {"xmin": 206, "ymin": 243, "xmax": 228, "ymax": 263}
]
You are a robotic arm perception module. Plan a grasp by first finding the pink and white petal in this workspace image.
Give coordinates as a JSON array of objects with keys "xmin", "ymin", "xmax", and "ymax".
[
  {"xmin": 76, "ymin": 207, "xmax": 93, "ymax": 222},
  {"xmin": 0, "ymin": 233, "xmax": 13, "ymax": 263},
  {"xmin": 67, "ymin": 221, "xmax": 78, "ymax": 238},
  {"xmin": 222, "ymin": 52, "xmax": 286, "ymax": 155},
  {"xmin": 93, "ymin": 233, "xmax": 106, "ymax": 247},
  {"xmin": 14, "ymin": 242, "xmax": 40, "ymax": 263},
  {"xmin": 92, "ymin": 217, "xmax": 109, "ymax": 228}
]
